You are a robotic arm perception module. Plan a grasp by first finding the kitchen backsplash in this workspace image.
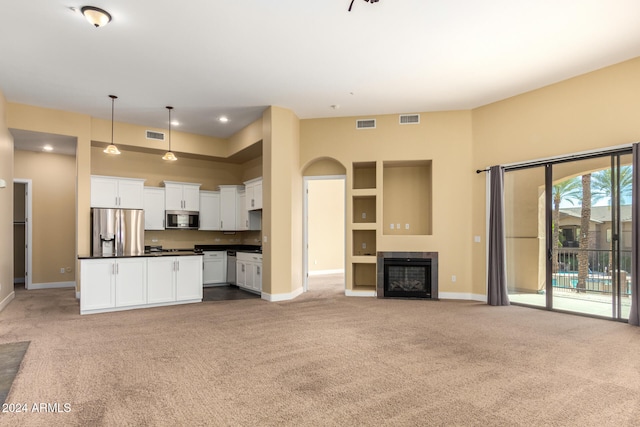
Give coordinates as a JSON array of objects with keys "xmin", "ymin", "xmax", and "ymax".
[{"xmin": 145, "ymin": 230, "xmax": 262, "ymax": 249}]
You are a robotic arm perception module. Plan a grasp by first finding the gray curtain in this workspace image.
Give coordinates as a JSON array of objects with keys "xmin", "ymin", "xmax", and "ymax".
[
  {"xmin": 488, "ymin": 165, "xmax": 510, "ymax": 306},
  {"xmin": 629, "ymin": 144, "xmax": 640, "ymax": 326}
]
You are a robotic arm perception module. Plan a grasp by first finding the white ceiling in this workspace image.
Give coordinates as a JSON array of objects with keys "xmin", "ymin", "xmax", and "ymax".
[{"xmin": 2, "ymin": 0, "xmax": 640, "ymax": 141}]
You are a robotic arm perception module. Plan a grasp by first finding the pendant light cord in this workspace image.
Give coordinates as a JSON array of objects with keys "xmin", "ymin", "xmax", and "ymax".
[
  {"xmin": 167, "ymin": 106, "xmax": 173, "ymax": 152},
  {"xmin": 109, "ymin": 94, "xmax": 117, "ymax": 145}
]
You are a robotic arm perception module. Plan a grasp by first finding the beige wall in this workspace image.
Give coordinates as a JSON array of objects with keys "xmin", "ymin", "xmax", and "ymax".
[
  {"xmin": 263, "ymin": 106, "xmax": 302, "ymax": 296},
  {"xmin": 472, "ymin": 57, "xmax": 640, "ymax": 296},
  {"xmin": 14, "ymin": 150, "xmax": 76, "ymax": 284},
  {"xmin": 0, "ymin": 91, "xmax": 14, "ymax": 308},
  {"xmin": 300, "ymin": 111, "xmax": 474, "ymax": 295},
  {"xmin": 307, "ymin": 179, "xmax": 345, "ymax": 273}
]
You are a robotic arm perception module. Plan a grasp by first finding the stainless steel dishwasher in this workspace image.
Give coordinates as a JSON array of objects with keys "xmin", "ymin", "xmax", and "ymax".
[{"xmin": 226, "ymin": 250, "xmax": 237, "ymax": 285}]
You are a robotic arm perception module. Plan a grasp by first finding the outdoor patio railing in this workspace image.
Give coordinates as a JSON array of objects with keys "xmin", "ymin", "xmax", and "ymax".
[{"xmin": 554, "ymin": 248, "xmax": 632, "ymax": 297}]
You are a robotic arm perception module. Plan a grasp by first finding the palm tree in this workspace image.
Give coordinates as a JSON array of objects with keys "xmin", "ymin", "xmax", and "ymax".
[
  {"xmin": 577, "ymin": 174, "xmax": 591, "ymax": 293},
  {"xmin": 552, "ymin": 178, "xmax": 582, "ymax": 273},
  {"xmin": 591, "ymin": 166, "xmax": 633, "ymax": 205}
]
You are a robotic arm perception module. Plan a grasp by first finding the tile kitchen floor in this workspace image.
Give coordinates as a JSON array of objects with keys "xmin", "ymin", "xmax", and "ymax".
[{"xmin": 203, "ymin": 285, "xmax": 260, "ymax": 302}]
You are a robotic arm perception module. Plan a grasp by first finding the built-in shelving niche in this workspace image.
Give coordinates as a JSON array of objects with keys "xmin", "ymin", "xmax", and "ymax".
[
  {"xmin": 353, "ymin": 229, "xmax": 376, "ymax": 257},
  {"xmin": 383, "ymin": 160, "xmax": 432, "ymax": 236},
  {"xmin": 352, "ymin": 263, "xmax": 376, "ymax": 292},
  {"xmin": 353, "ymin": 162, "xmax": 376, "ymax": 190},
  {"xmin": 353, "ymin": 196, "xmax": 376, "ymax": 223}
]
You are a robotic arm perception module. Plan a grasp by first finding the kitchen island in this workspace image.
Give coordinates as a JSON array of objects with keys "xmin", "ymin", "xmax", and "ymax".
[{"xmin": 78, "ymin": 251, "xmax": 203, "ymax": 315}]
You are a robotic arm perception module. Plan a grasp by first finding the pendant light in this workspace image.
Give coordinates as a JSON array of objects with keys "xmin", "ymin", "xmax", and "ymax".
[
  {"xmin": 162, "ymin": 106, "xmax": 178, "ymax": 161},
  {"xmin": 103, "ymin": 95, "xmax": 121, "ymax": 155}
]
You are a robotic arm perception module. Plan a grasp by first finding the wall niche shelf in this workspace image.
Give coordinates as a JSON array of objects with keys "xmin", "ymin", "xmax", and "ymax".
[
  {"xmin": 353, "ymin": 162, "xmax": 376, "ymax": 189},
  {"xmin": 352, "ymin": 263, "xmax": 376, "ymax": 292},
  {"xmin": 353, "ymin": 195, "xmax": 376, "ymax": 223},
  {"xmin": 352, "ymin": 229, "xmax": 376, "ymax": 257},
  {"xmin": 383, "ymin": 160, "xmax": 432, "ymax": 236}
]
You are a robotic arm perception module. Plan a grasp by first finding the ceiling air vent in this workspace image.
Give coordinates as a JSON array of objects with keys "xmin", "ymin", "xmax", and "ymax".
[
  {"xmin": 356, "ymin": 119, "xmax": 376, "ymax": 129},
  {"xmin": 146, "ymin": 130, "xmax": 165, "ymax": 141},
  {"xmin": 399, "ymin": 114, "xmax": 420, "ymax": 125}
]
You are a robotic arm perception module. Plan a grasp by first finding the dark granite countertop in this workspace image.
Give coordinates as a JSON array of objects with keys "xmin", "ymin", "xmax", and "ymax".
[
  {"xmin": 194, "ymin": 244, "xmax": 261, "ymax": 253},
  {"xmin": 78, "ymin": 251, "xmax": 202, "ymax": 260}
]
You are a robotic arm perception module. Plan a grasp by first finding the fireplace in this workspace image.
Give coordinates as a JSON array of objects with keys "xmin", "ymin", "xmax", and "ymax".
[{"xmin": 377, "ymin": 252, "xmax": 438, "ymax": 299}]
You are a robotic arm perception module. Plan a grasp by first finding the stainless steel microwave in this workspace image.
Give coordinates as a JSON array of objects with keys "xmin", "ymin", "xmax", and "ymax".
[{"xmin": 165, "ymin": 210, "xmax": 199, "ymax": 230}]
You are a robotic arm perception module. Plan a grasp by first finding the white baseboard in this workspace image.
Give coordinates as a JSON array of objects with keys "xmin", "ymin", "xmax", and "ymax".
[
  {"xmin": 345, "ymin": 289, "xmax": 376, "ymax": 297},
  {"xmin": 0, "ymin": 291, "xmax": 16, "ymax": 313},
  {"xmin": 308, "ymin": 269, "xmax": 345, "ymax": 276},
  {"xmin": 30, "ymin": 281, "xmax": 76, "ymax": 290},
  {"xmin": 262, "ymin": 286, "xmax": 304, "ymax": 302},
  {"xmin": 439, "ymin": 292, "xmax": 487, "ymax": 302}
]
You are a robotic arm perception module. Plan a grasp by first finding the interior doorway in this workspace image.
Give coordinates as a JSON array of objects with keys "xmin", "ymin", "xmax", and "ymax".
[
  {"xmin": 13, "ymin": 179, "xmax": 32, "ymax": 290},
  {"xmin": 303, "ymin": 176, "xmax": 346, "ymax": 293}
]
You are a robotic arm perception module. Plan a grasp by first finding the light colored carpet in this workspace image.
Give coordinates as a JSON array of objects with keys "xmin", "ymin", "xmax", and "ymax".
[{"xmin": 1, "ymin": 274, "xmax": 639, "ymax": 426}]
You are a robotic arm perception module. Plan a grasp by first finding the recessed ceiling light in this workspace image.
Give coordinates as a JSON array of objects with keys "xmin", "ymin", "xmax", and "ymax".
[
  {"xmin": 43, "ymin": 145, "xmax": 53, "ymax": 152},
  {"xmin": 170, "ymin": 120, "xmax": 180, "ymax": 126},
  {"xmin": 219, "ymin": 116, "xmax": 229, "ymax": 123}
]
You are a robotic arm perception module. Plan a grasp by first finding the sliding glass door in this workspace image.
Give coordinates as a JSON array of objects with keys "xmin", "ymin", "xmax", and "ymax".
[{"xmin": 504, "ymin": 150, "xmax": 632, "ymax": 320}]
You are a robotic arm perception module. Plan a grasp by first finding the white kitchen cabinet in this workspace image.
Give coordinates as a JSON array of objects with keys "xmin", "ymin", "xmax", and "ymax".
[
  {"xmin": 80, "ymin": 257, "xmax": 146, "ymax": 313},
  {"xmin": 147, "ymin": 257, "xmax": 176, "ymax": 304},
  {"xmin": 199, "ymin": 191, "xmax": 221, "ymax": 231},
  {"xmin": 114, "ymin": 258, "xmax": 147, "ymax": 307},
  {"xmin": 236, "ymin": 252, "xmax": 262, "ymax": 294},
  {"xmin": 219, "ymin": 185, "xmax": 243, "ymax": 230},
  {"xmin": 237, "ymin": 189, "xmax": 248, "ymax": 231},
  {"xmin": 244, "ymin": 177, "xmax": 263, "ymax": 211},
  {"xmin": 163, "ymin": 181, "xmax": 201, "ymax": 211},
  {"xmin": 91, "ymin": 175, "xmax": 145, "ymax": 209},
  {"xmin": 80, "ymin": 255, "xmax": 203, "ymax": 314},
  {"xmin": 143, "ymin": 187, "xmax": 165, "ymax": 230},
  {"xmin": 203, "ymin": 251, "xmax": 226, "ymax": 285},
  {"xmin": 80, "ymin": 259, "xmax": 115, "ymax": 312},
  {"xmin": 176, "ymin": 256, "xmax": 203, "ymax": 301},
  {"xmin": 147, "ymin": 256, "xmax": 203, "ymax": 304}
]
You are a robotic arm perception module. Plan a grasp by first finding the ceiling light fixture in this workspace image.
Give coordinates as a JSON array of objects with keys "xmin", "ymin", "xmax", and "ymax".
[
  {"xmin": 81, "ymin": 6, "xmax": 112, "ymax": 27},
  {"xmin": 348, "ymin": 0, "xmax": 379, "ymax": 12},
  {"xmin": 162, "ymin": 106, "xmax": 178, "ymax": 161},
  {"xmin": 104, "ymin": 95, "xmax": 121, "ymax": 155}
]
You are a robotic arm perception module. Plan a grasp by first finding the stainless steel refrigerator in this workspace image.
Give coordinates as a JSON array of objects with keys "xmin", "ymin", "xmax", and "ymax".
[{"xmin": 91, "ymin": 208, "xmax": 145, "ymax": 256}]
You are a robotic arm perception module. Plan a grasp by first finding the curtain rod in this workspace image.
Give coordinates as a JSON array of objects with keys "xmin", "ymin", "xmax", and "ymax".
[{"xmin": 475, "ymin": 145, "xmax": 634, "ymax": 174}]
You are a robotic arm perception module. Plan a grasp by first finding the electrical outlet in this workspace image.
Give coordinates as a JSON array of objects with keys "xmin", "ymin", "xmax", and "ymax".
[
  {"xmin": 60, "ymin": 268, "xmax": 65, "ymax": 274},
  {"xmin": 362, "ymin": 242, "xmax": 366, "ymax": 249},
  {"xmin": 390, "ymin": 224, "xmax": 394, "ymax": 230},
  {"xmin": 405, "ymin": 224, "xmax": 409, "ymax": 230},
  {"xmin": 452, "ymin": 275, "xmax": 457, "ymax": 282},
  {"xmin": 362, "ymin": 212, "xmax": 366, "ymax": 219},
  {"xmin": 396, "ymin": 223, "xmax": 400, "ymax": 230}
]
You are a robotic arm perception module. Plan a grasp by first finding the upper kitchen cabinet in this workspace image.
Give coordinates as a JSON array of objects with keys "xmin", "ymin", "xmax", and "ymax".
[
  {"xmin": 218, "ymin": 185, "xmax": 243, "ymax": 230},
  {"xmin": 199, "ymin": 190, "xmax": 221, "ymax": 231},
  {"xmin": 244, "ymin": 177, "xmax": 263, "ymax": 211},
  {"xmin": 163, "ymin": 181, "xmax": 201, "ymax": 211},
  {"xmin": 143, "ymin": 187, "xmax": 165, "ymax": 230},
  {"xmin": 91, "ymin": 175, "xmax": 145, "ymax": 209}
]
